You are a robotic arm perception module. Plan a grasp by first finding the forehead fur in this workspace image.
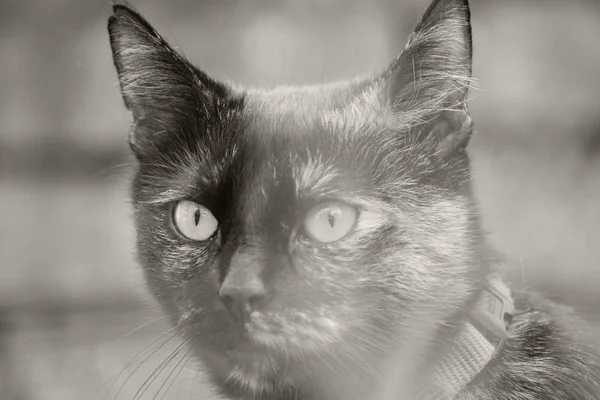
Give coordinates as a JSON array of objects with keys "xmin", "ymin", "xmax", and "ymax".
[
  {"xmin": 241, "ymin": 77, "xmax": 420, "ymax": 138},
  {"xmin": 227, "ymin": 80, "xmax": 469, "ymax": 198}
]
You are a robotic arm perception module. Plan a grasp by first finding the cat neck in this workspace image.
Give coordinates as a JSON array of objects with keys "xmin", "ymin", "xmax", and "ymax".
[
  {"xmin": 416, "ymin": 278, "xmax": 514, "ymax": 399},
  {"xmin": 365, "ymin": 275, "xmax": 513, "ymax": 400}
]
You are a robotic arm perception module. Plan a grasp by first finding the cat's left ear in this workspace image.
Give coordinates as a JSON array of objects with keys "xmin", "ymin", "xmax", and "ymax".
[{"xmin": 384, "ymin": 0, "xmax": 474, "ymax": 160}]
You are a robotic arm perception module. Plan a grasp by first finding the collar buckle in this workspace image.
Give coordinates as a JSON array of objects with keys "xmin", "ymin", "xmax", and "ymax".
[{"xmin": 469, "ymin": 279, "xmax": 515, "ymax": 357}]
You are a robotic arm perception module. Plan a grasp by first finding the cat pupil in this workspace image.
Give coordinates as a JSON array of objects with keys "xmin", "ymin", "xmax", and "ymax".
[
  {"xmin": 328, "ymin": 213, "xmax": 335, "ymax": 228},
  {"xmin": 194, "ymin": 208, "xmax": 201, "ymax": 226}
]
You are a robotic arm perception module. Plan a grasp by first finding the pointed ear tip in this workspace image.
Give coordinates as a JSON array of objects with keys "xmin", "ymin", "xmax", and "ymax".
[
  {"xmin": 111, "ymin": 0, "xmax": 132, "ymax": 10},
  {"xmin": 108, "ymin": 1, "xmax": 155, "ymax": 41},
  {"xmin": 109, "ymin": 1, "xmax": 143, "ymax": 24},
  {"xmin": 439, "ymin": 0, "xmax": 471, "ymax": 11},
  {"xmin": 426, "ymin": 0, "xmax": 471, "ymax": 20},
  {"xmin": 107, "ymin": 3, "xmax": 142, "ymax": 52},
  {"xmin": 108, "ymin": 6, "xmax": 128, "ymax": 29},
  {"xmin": 111, "ymin": 5, "xmax": 132, "ymax": 19},
  {"xmin": 429, "ymin": 0, "xmax": 473, "ymax": 49}
]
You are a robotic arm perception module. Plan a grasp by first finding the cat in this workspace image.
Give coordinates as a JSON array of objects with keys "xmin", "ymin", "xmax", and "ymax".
[{"xmin": 107, "ymin": 0, "xmax": 600, "ymax": 399}]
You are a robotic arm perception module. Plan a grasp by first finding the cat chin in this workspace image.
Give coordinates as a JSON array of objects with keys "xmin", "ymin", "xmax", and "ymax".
[
  {"xmin": 187, "ymin": 309, "xmax": 349, "ymax": 390},
  {"xmin": 196, "ymin": 346, "xmax": 289, "ymax": 395},
  {"xmin": 224, "ymin": 364, "xmax": 287, "ymax": 395},
  {"xmin": 203, "ymin": 322, "xmax": 388, "ymax": 399}
]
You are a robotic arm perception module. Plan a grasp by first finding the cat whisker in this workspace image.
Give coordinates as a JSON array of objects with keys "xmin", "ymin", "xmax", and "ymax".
[
  {"xmin": 154, "ymin": 347, "xmax": 194, "ymax": 400},
  {"xmin": 342, "ymin": 333, "xmax": 385, "ymax": 380},
  {"xmin": 132, "ymin": 339, "xmax": 191, "ymax": 400},
  {"xmin": 86, "ymin": 161, "xmax": 135, "ymax": 180},
  {"xmin": 119, "ymin": 312, "xmax": 179, "ymax": 342},
  {"xmin": 347, "ymin": 328, "xmax": 388, "ymax": 356},
  {"xmin": 166, "ymin": 348, "xmax": 198, "ymax": 400},
  {"xmin": 110, "ymin": 325, "xmax": 185, "ymax": 400},
  {"xmin": 92, "ymin": 323, "xmax": 181, "ymax": 398},
  {"xmin": 321, "ymin": 347, "xmax": 374, "ymax": 395}
]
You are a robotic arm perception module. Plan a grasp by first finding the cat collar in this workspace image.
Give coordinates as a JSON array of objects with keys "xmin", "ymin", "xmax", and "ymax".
[{"xmin": 416, "ymin": 279, "xmax": 515, "ymax": 400}]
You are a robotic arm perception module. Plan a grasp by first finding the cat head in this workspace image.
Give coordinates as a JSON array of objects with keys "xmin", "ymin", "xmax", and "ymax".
[{"xmin": 109, "ymin": 0, "xmax": 489, "ymax": 393}]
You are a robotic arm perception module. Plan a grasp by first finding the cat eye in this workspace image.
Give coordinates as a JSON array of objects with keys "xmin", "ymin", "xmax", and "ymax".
[
  {"xmin": 173, "ymin": 200, "xmax": 218, "ymax": 241},
  {"xmin": 303, "ymin": 201, "xmax": 358, "ymax": 243}
]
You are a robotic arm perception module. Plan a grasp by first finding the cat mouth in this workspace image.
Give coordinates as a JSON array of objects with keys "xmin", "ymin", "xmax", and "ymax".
[{"xmin": 239, "ymin": 310, "xmax": 341, "ymax": 353}]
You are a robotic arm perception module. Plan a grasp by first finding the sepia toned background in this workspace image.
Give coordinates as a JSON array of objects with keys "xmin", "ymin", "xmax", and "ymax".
[{"xmin": 1, "ymin": 0, "xmax": 599, "ymax": 398}]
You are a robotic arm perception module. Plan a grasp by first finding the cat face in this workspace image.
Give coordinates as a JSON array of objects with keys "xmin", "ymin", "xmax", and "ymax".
[{"xmin": 109, "ymin": 0, "xmax": 489, "ymax": 393}]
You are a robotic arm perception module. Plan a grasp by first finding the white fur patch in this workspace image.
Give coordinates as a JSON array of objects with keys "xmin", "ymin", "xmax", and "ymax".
[{"xmin": 246, "ymin": 310, "xmax": 342, "ymax": 353}]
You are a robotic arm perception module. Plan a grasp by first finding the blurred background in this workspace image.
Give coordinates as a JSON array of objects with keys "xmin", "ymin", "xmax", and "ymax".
[{"xmin": 1, "ymin": 0, "xmax": 599, "ymax": 398}]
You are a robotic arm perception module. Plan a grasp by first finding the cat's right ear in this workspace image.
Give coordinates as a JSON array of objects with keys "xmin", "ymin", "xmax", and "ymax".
[{"xmin": 108, "ymin": 2, "xmax": 227, "ymax": 156}]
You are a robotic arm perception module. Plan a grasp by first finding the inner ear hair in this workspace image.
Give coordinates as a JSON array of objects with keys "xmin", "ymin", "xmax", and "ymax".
[
  {"xmin": 383, "ymin": 0, "xmax": 474, "ymax": 159},
  {"xmin": 423, "ymin": 109, "xmax": 473, "ymax": 160}
]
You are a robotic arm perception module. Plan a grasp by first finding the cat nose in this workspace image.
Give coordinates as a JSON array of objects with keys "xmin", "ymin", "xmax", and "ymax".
[{"xmin": 219, "ymin": 277, "xmax": 268, "ymax": 323}]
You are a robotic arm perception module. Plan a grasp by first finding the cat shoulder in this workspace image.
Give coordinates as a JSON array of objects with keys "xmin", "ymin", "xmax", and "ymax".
[{"xmin": 460, "ymin": 291, "xmax": 600, "ymax": 400}]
